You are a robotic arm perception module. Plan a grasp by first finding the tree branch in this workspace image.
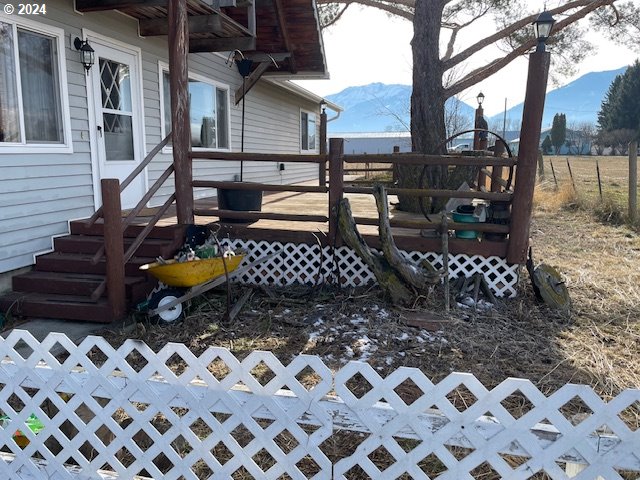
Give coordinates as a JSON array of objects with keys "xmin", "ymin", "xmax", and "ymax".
[
  {"xmin": 316, "ymin": 0, "xmax": 415, "ymax": 21},
  {"xmin": 443, "ymin": 0, "xmax": 617, "ymax": 71},
  {"xmin": 445, "ymin": 0, "xmax": 619, "ymax": 97}
]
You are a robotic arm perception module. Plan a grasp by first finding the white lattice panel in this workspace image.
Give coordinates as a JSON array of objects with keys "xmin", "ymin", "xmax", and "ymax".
[
  {"xmin": 0, "ymin": 332, "xmax": 638, "ymax": 480},
  {"xmin": 223, "ymin": 239, "xmax": 519, "ymax": 297}
]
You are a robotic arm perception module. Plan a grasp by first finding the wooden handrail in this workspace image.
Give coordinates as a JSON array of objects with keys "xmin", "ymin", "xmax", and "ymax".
[
  {"xmin": 86, "ymin": 132, "xmax": 172, "ymax": 227},
  {"xmin": 193, "ymin": 208, "xmax": 329, "ymax": 223},
  {"xmin": 344, "ymin": 153, "xmax": 517, "ymax": 167},
  {"xmin": 343, "ymin": 186, "xmax": 512, "ymax": 202},
  {"xmin": 190, "ymin": 151, "xmax": 328, "ymax": 164},
  {"xmin": 192, "ymin": 180, "xmax": 328, "ymax": 194},
  {"xmin": 122, "ymin": 164, "xmax": 175, "ymax": 230},
  {"xmin": 124, "ymin": 194, "xmax": 176, "ymax": 264}
]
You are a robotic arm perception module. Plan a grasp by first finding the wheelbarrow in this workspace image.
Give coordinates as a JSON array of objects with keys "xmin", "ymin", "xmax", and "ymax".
[{"xmin": 140, "ymin": 251, "xmax": 278, "ymax": 323}]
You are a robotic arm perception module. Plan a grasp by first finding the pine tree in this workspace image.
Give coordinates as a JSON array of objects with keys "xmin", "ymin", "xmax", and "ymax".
[
  {"xmin": 551, "ymin": 113, "xmax": 567, "ymax": 154},
  {"xmin": 597, "ymin": 61, "xmax": 640, "ymax": 139}
]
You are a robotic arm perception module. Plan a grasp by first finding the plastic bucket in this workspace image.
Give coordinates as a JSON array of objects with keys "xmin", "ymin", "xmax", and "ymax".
[{"xmin": 451, "ymin": 211, "xmax": 479, "ymax": 239}]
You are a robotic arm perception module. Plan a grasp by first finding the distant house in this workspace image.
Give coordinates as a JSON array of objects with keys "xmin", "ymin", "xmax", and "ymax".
[
  {"xmin": 509, "ymin": 127, "xmax": 592, "ymax": 155},
  {"xmin": 329, "ymin": 132, "xmax": 480, "ymax": 154}
]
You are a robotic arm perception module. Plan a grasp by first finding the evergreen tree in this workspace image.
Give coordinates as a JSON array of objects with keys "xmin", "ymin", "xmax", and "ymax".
[
  {"xmin": 541, "ymin": 135, "xmax": 553, "ymax": 154},
  {"xmin": 597, "ymin": 61, "xmax": 640, "ymax": 140},
  {"xmin": 550, "ymin": 113, "xmax": 567, "ymax": 154}
]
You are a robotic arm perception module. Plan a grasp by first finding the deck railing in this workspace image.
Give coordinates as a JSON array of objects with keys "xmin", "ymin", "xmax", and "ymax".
[{"xmin": 190, "ymin": 138, "xmax": 520, "ymax": 261}]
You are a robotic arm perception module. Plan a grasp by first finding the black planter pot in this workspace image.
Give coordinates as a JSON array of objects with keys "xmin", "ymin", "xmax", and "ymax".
[{"xmin": 216, "ymin": 187, "xmax": 263, "ymax": 224}]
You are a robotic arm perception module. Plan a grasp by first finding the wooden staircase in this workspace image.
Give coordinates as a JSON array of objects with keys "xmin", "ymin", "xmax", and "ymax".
[{"xmin": 0, "ymin": 221, "xmax": 186, "ymax": 323}]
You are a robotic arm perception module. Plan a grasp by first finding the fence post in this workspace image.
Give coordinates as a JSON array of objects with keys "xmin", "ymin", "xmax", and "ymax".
[
  {"xmin": 537, "ymin": 150, "xmax": 545, "ymax": 181},
  {"xmin": 319, "ymin": 109, "xmax": 328, "ymax": 187},
  {"xmin": 101, "ymin": 179, "xmax": 126, "ymax": 320},
  {"xmin": 506, "ymin": 49, "xmax": 550, "ymax": 265},
  {"xmin": 392, "ymin": 145, "xmax": 400, "ymax": 183},
  {"xmin": 328, "ymin": 138, "xmax": 344, "ymax": 247},
  {"xmin": 490, "ymin": 140, "xmax": 506, "ymax": 193},
  {"xmin": 629, "ymin": 141, "xmax": 638, "ymax": 223}
]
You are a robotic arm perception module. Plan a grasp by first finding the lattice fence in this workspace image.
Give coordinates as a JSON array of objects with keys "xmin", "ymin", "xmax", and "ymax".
[
  {"xmin": 222, "ymin": 239, "xmax": 519, "ymax": 297},
  {"xmin": 0, "ymin": 331, "xmax": 638, "ymax": 479}
]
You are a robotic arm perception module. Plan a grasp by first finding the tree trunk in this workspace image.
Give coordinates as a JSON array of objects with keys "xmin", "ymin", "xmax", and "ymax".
[
  {"xmin": 398, "ymin": 0, "xmax": 479, "ymax": 214},
  {"xmin": 397, "ymin": 0, "xmax": 447, "ymax": 213}
]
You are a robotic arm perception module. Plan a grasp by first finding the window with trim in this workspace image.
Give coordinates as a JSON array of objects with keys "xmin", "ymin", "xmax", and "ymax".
[
  {"xmin": 161, "ymin": 69, "xmax": 229, "ymax": 149},
  {"xmin": 0, "ymin": 18, "xmax": 67, "ymax": 147},
  {"xmin": 301, "ymin": 110, "xmax": 316, "ymax": 151}
]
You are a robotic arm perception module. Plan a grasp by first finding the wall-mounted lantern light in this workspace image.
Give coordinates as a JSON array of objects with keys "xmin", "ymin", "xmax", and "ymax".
[
  {"xmin": 74, "ymin": 37, "xmax": 95, "ymax": 73},
  {"xmin": 533, "ymin": 11, "xmax": 555, "ymax": 52}
]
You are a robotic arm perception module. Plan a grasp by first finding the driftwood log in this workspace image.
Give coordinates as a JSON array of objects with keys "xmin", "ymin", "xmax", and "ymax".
[{"xmin": 338, "ymin": 184, "xmax": 441, "ymax": 306}]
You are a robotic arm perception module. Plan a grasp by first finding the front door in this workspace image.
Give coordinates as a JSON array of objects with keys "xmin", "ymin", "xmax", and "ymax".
[{"xmin": 89, "ymin": 37, "xmax": 145, "ymax": 210}]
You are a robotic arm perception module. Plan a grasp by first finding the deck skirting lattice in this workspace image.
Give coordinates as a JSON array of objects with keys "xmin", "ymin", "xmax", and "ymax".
[{"xmin": 223, "ymin": 239, "xmax": 519, "ymax": 297}]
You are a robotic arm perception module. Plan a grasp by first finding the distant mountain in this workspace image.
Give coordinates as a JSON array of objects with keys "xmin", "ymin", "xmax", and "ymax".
[
  {"xmin": 325, "ymin": 83, "xmax": 475, "ymax": 133},
  {"xmin": 325, "ymin": 67, "xmax": 628, "ymax": 134},
  {"xmin": 488, "ymin": 66, "xmax": 628, "ymax": 129}
]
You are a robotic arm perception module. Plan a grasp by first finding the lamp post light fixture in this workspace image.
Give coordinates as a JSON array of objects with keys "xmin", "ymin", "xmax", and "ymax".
[
  {"xmin": 73, "ymin": 37, "xmax": 95, "ymax": 73},
  {"xmin": 533, "ymin": 10, "xmax": 555, "ymax": 52},
  {"xmin": 476, "ymin": 91, "xmax": 485, "ymax": 107}
]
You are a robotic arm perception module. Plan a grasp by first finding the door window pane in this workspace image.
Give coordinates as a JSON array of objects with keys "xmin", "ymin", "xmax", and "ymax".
[
  {"xmin": 0, "ymin": 22, "xmax": 21, "ymax": 143},
  {"xmin": 301, "ymin": 112, "xmax": 309, "ymax": 150},
  {"xmin": 18, "ymin": 28, "xmax": 63, "ymax": 143},
  {"xmin": 100, "ymin": 59, "xmax": 132, "ymax": 112},
  {"xmin": 103, "ymin": 113, "xmax": 134, "ymax": 161},
  {"xmin": 216, "ymin": 87, "xmax": 228, "ymax": 149}
]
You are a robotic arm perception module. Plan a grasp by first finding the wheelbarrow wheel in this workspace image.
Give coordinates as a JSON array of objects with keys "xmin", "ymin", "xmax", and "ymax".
[{"xmin": 148, "ymin": 288, "xmax": 186, "ymax": 324}]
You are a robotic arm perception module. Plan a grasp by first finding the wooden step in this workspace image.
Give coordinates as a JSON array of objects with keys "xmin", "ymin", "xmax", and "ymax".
[
  {"xmin": 11, "ymin": 271, "xmax": 149, "ymax": 299},
  {"xmin": 34, "ymin": 252, "xmax": 154, "ymax": 276},
  {"xmin": 53, "ymin": 235, "xmax": 179, "ymax": 258},
  {"xmin": 70, "ymin": 221, "xmax": 186, "ymax": 241},
  {"xmin": 0, "ymin": 292, "xmax": 114, "ymax": 323}
]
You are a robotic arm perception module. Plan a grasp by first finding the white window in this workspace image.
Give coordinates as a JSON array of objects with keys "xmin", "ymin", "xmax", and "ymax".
[
  {"xmin": 160, "ymin": 65, "xmax": 230, "ymax": 150},
  {"xmin": 0, "ymin": 16, "xmax": 71, "ymax": 152},
  {"xmin": 301, "ymin": 110, "xmax": 317, "ymax": 152}
]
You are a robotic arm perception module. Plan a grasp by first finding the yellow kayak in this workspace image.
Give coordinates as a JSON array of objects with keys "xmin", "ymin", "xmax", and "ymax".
[{"xmin": 140, "ymin": 255, "xmax": 245, "ymax": 287}]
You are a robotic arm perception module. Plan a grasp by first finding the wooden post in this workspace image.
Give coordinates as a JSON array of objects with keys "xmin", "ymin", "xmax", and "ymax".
[
  {"xmin": 537, "ymin": 150, "xmax": 545, "ymax": 181},
  {"xmin": 319, "ymin": 109, "xmax": 327, "ymax": 187},
  {"xmin": 101, "ymin": 179, "xmax": 126, "ymax": 320},
  {"xmin": 629, "ymin": 141, "xmax": 637, "ymax": 223},
  {"xmin": 328, "ymin": 138, "xmax": 344, "ymax": 247},
  {"xmin": 168, "ymin": 0, "xmax": 193, "ymax": 224},
  {"xmin": 506, "ymin": 50, "xmax": 550, "ymax": 264},
  {"xmin": 490, "ymin": 140, "xmax": 506, "ymax": 192},
  {"xmin": 392, "ymin": 145, "xmax": 400, "ymax": 183}
]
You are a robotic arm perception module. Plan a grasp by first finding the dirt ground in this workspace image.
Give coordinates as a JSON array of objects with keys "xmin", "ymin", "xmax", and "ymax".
[{"xmin": 101, "ymin": 180, "xmax": 640, "ymax": 411}]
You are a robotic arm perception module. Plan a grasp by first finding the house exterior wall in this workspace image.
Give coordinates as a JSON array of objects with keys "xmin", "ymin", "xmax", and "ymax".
[{"xmin": 0, "ymin": 0, "xmax": 321, "ymax": 275}]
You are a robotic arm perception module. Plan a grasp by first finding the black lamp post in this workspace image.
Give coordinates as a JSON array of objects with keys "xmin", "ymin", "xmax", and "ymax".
[
  {"xmin": 73, "ymin": 37, "xmax": 95, "ymax": 73},
  {"xmin": 533, "ymin": 11, "xmax": 555, "ymax": 52},
  {"xmin": 476, "ymin": 92, "xmax": 485, "ymax": 107}
]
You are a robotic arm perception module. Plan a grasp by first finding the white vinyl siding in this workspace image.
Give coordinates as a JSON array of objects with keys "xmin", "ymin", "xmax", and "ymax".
[{"xmin": 0, "ymin": 0, "xmax": 320, "ymax": 275}]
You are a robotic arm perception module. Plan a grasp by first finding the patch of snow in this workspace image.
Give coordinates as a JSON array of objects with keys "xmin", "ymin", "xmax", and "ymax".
[
  {"xmin": 350, "ymin": 316, "xmax": 367, "ymax": 325},
  {"xmin": 313, "ymin": 318, "xmax": 324, "ymax": 327},
  {"xmin": 377, "ymin": 309, "xmax": 389, "ymax": 319},
  {"xmin": 395, "ymin": 333, "xmax": 410, "ymax": 341},
  {"xmin": 344, "ymin": 346, "xmax": 355, "ymax": 358}
]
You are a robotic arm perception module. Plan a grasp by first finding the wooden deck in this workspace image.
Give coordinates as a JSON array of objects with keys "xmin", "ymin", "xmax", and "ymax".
[{"xmin": 133, "ymin": 182, "xmax": 509, "ymax": 257}]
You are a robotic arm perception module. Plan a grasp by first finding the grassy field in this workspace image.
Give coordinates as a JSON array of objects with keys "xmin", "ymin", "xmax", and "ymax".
[{"xmin": 542, "ymin": 155, "xmax": 636, "ymax": 210}]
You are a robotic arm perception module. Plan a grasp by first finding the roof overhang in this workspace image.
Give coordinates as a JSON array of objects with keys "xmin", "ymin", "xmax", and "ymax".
[{"xmin": 74, "ymin": 0, "xmax": 328, "ymax": 78}]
